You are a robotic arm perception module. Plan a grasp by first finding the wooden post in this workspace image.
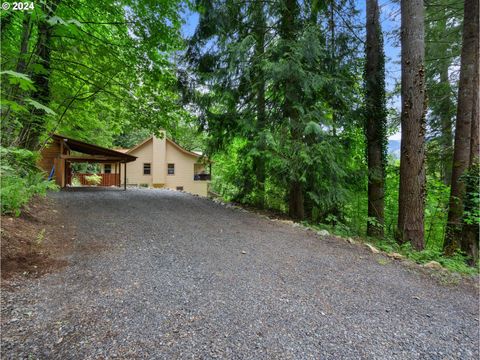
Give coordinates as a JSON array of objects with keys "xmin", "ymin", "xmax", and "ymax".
[
  {"xmin": 64, "ymin": 160, "xmax": 68, "ymax": 188},
  {"xmin": 124, "ymin": 161, "xmax": 127, "ymax": 191}
]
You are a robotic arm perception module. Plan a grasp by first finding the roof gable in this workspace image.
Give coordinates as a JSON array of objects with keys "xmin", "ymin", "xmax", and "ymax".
[
  {"xmin": 127, "ymin": 137, "xmax": 153, "ymax": 154},
  {"xmin": 166, "ymin": 138, "xmax": 201, "ymax": 158},
  {"xmin": 125, "ymin": 134, "xmax": 209, "ymax": 162}
]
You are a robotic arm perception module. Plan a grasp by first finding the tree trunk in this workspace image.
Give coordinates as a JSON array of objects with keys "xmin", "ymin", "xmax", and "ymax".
[
  {"xmin": 397, "ymin": 0, "xmax": 427, "ymax": 250},
  {"xmin": 18, "ymin": 0, "xmax": 61, "ymax": 150},
  {"xmin": 365, "ymin": 0, "xmax": 386, "ymax": 238},
  {"xmin": 16, "ymin": 13, "xmax": 32, "ymax": 74},
  {"xmin": 280, "ymin": 0, "xmax": 304, "ymax": 220},
  {"xmin": 460, "ymin": 1, "xmax": 479, "ymax": 265},
  {"xmin": 0, "ymin": 11, "xmax": 15, "ymax": 40},
  {"xmin": 439, "ymin": 65, "xmax": 454, "ymax": 186},
  {"xmin": 289, "ymin": 180, "xmax": 304, "ymax": 220},
  {"xmin": 1, "ymin": 12, "xmax": 33, "ymax": 146},
  {"xmin": 253, "ymin": 0, "xmax": 266, "ymax": 209},
  {"xmin": 329, "ymin": 1, "xmax": 337, "ymax": 136},
  {"xmin": 444, "ymin": 0, "xmax": 478, "ymax": 255}
]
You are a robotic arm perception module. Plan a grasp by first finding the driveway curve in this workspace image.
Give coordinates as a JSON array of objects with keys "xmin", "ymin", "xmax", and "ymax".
[{"xmin": 1, "ymin": 189, "xmax": 479, "ymax": 359}]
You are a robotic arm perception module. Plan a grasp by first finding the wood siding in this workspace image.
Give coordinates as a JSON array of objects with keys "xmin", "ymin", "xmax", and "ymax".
[{"xmin": 38, "ymin": 140, "xmax": 61, "ymax": 175}]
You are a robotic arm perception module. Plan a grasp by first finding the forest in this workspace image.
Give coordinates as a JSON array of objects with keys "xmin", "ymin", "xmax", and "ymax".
[{"xmin": 0, "ymin": 0, "xmax": 478, "ymax": 270}]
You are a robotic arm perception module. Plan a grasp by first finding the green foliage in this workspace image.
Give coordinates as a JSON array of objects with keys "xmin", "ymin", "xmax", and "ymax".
[
  {"xmin": 71, "ymin": 162, "xmax": 100, "ymax": 174},
  {"xmin": 85, "ymin": 174, "xmax": 102, "ymax": 186},
  {"xmin": 424, "ymin": 175, "xmax": 450, "ymax": 249},
  {"xmin": 307, "ymin": 221, "xmax": 476, "ymax": 274},
  {"xmin": 71, "ymin": 176, "xmax": 81, "ymax": 187},
  {"xmin": 188, "ymin": 0, "xmax": 364, "ymax": 220},
  {"xmin": 0, "ymin": 70, "xmax": 35, "ymax": 91},
  {"xmin": 425, "ymin": 0, "xmax": 462, "ymax": 184},
  {"xmin": 1, "ymin": 0, "xmax": 186, "ymax": 149},
  {"xmin": 25, "ymin": 99, "xmax": 56, "ymax": 116},
  {"xmin": 404, "ymin": 246, "xmax": 474, "ymax": 274},
  {"xmin": 0, "ymin": 147, "xmax": 57, "ymax": 216},
  {"xmin": 462, "ymin": 161, "xmax": 480, "ymax": 226},
  {"xmin": 114, "ymin": 129, "xmax": 151, "ymax": 149}
]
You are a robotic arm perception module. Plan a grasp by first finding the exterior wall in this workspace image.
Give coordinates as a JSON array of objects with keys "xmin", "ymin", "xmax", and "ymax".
[
  {"xmin": 38, "ymin": 139, "xmax": 66, "ymax": 187},
  {"xmin": 164, "ymin": 140, "xmax": 209, "ymax": 197},
  {"xmin": 152, "ymin": 133, "xmax": 167, "ymax": 186},
  {"xmin": 99, "ymin": 163, "xmax": 120, "ymax": 174},
  {"xmin": 124, "ymin": 139, "xmax": 154, "ymax": 186},
  {"xmin": 38, "ymin": 140, "xmax": 61, "ymax": 175},
  {"xmin": 194, "ymin": 163, "xmax": 206, "ymax": 174},
  {"xmin": 120, "ymin": 134, "xmax": 209, "ymax": 196}
]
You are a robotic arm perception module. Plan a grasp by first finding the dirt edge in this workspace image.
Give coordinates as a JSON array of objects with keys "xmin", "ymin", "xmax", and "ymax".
[{"xmin": 1, "ymin": 195, "xmax": 72, "ymax": 284}]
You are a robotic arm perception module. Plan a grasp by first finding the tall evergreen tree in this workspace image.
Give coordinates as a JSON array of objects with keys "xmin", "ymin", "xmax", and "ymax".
[
  {"xmin": 424, "ymin": 2, "xmax": 462, "ymax": 185},
  {"xmin": 364, "ymin": 0, "xmax": 386, "ymax": 237},
  {"xmin": 252, "ymin": 0, "xmax": 267, "ymax": 209},
  {"xmin": 460, "ymin": 45, "xmax": 479, "ymax": 264},
  {"xmin": 397, "ymin": 0, "xmax": 427, "ymax": 250},
  {"xmin": 17, "ymin": 0, "xmax": 60, "ymax": 149},
  {"xmin": 444, "ymin": 0, "xmax": 479, "ymax": 256},
  {"xmin": 279, "ymin": 0, "xmax": 304, "ymax": 220}
]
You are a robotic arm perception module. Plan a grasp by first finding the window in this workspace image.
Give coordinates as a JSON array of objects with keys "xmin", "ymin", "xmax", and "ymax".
[
  {"xmin": 104, "ymin": 164, "xmax": 111, "ymax": 174},
  {"xmin": 176, "ymin": 186, "xmax": 183, "ymax": 191},
  {"xmin": 143, "ymin": 163, "xmax": 151, "ymax": 175},
  {"xmin": 168, "ymin": 163, "xmax": 175, "ymax": 175}
]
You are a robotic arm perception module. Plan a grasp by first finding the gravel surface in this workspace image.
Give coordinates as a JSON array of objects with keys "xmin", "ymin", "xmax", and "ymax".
[{"xmin": 1, "ymin": 188, "xmax": 479, "ymax": 359}]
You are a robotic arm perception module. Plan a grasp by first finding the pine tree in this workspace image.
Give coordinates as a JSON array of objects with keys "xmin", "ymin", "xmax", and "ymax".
[
  {"xmin": 278, "ymin": 0, "xmax": 304, "ymax": 220},
  {"xmin": 397, "ymin": 0, "xmax": 427, "ymax": 250},
  {"xmin": 444, "ymin": 0, "xmax": 479, "ymax": 256},
  {"xmin": 365, "ymin": 0, "xmax": 386, "ymax": 237},
  {"xmin": 252, "ymin": 0, "xmax": 267, "ymax": 209}
]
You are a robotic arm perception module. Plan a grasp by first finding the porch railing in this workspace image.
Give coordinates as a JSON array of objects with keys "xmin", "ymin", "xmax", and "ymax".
[{"xmin": 194, "ymin": 173, "xmax": 211, "ymax": 181}]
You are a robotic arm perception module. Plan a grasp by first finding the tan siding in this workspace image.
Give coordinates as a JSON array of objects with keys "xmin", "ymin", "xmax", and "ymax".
[
  {"xmin": 165, "ymin": 141, "xmax": 208, "ymax": 196},
  {"xmin": 124, "ymin": 139, "xmax": 153, "ymax": 186},
  {"xmin": 121, "ymin": 135, "xmax": 209, "ymax": 196},
  {"xmin": 99, "ymin": 163, "xmax": 120, "ymax": 174}
]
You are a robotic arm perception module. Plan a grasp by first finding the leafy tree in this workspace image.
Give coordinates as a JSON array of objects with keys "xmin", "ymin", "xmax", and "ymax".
[{"xmin": 1, "ymin": 0, "xmax": 185, "ymax": 149}]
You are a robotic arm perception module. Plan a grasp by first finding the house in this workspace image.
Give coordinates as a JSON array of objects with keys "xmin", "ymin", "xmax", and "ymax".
[{"xmin": 99, "ymin": 132, "xmax": 211, "ymax": 196}]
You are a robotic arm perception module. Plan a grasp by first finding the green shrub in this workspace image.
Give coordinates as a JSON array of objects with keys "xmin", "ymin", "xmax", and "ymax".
[
  {"xmin": 85, "ymin": 174, "xmax": 102, "ymax": 186},
  {"xmin": 0, "ymin": 147, "xmax": 57, "ymax": 216},
  {"xmin": 71, "ymin": 176, "xmax": 81, "ymax": 186}
]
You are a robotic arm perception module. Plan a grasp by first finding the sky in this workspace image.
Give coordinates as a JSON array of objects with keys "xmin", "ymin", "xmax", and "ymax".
[{"xmin": 180, "ymin": 1, "xmax": 402, "ymax": 141}]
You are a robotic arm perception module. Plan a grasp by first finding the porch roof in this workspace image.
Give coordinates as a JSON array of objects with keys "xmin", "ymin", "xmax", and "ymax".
[{"xmin": 52, "ymin": 134, "xmax": 137, "ymax": 163}]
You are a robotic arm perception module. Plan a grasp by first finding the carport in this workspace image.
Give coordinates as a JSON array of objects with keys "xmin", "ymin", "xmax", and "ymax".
[{"xmin": 39, "ymin": 134, "xmax": 137, "ymax": 190}]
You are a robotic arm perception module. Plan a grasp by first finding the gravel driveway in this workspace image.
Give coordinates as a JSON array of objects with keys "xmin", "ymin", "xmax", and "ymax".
[{"xmin": 1, "ymin": 189, "xmax": 479, "ymax": 359}]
